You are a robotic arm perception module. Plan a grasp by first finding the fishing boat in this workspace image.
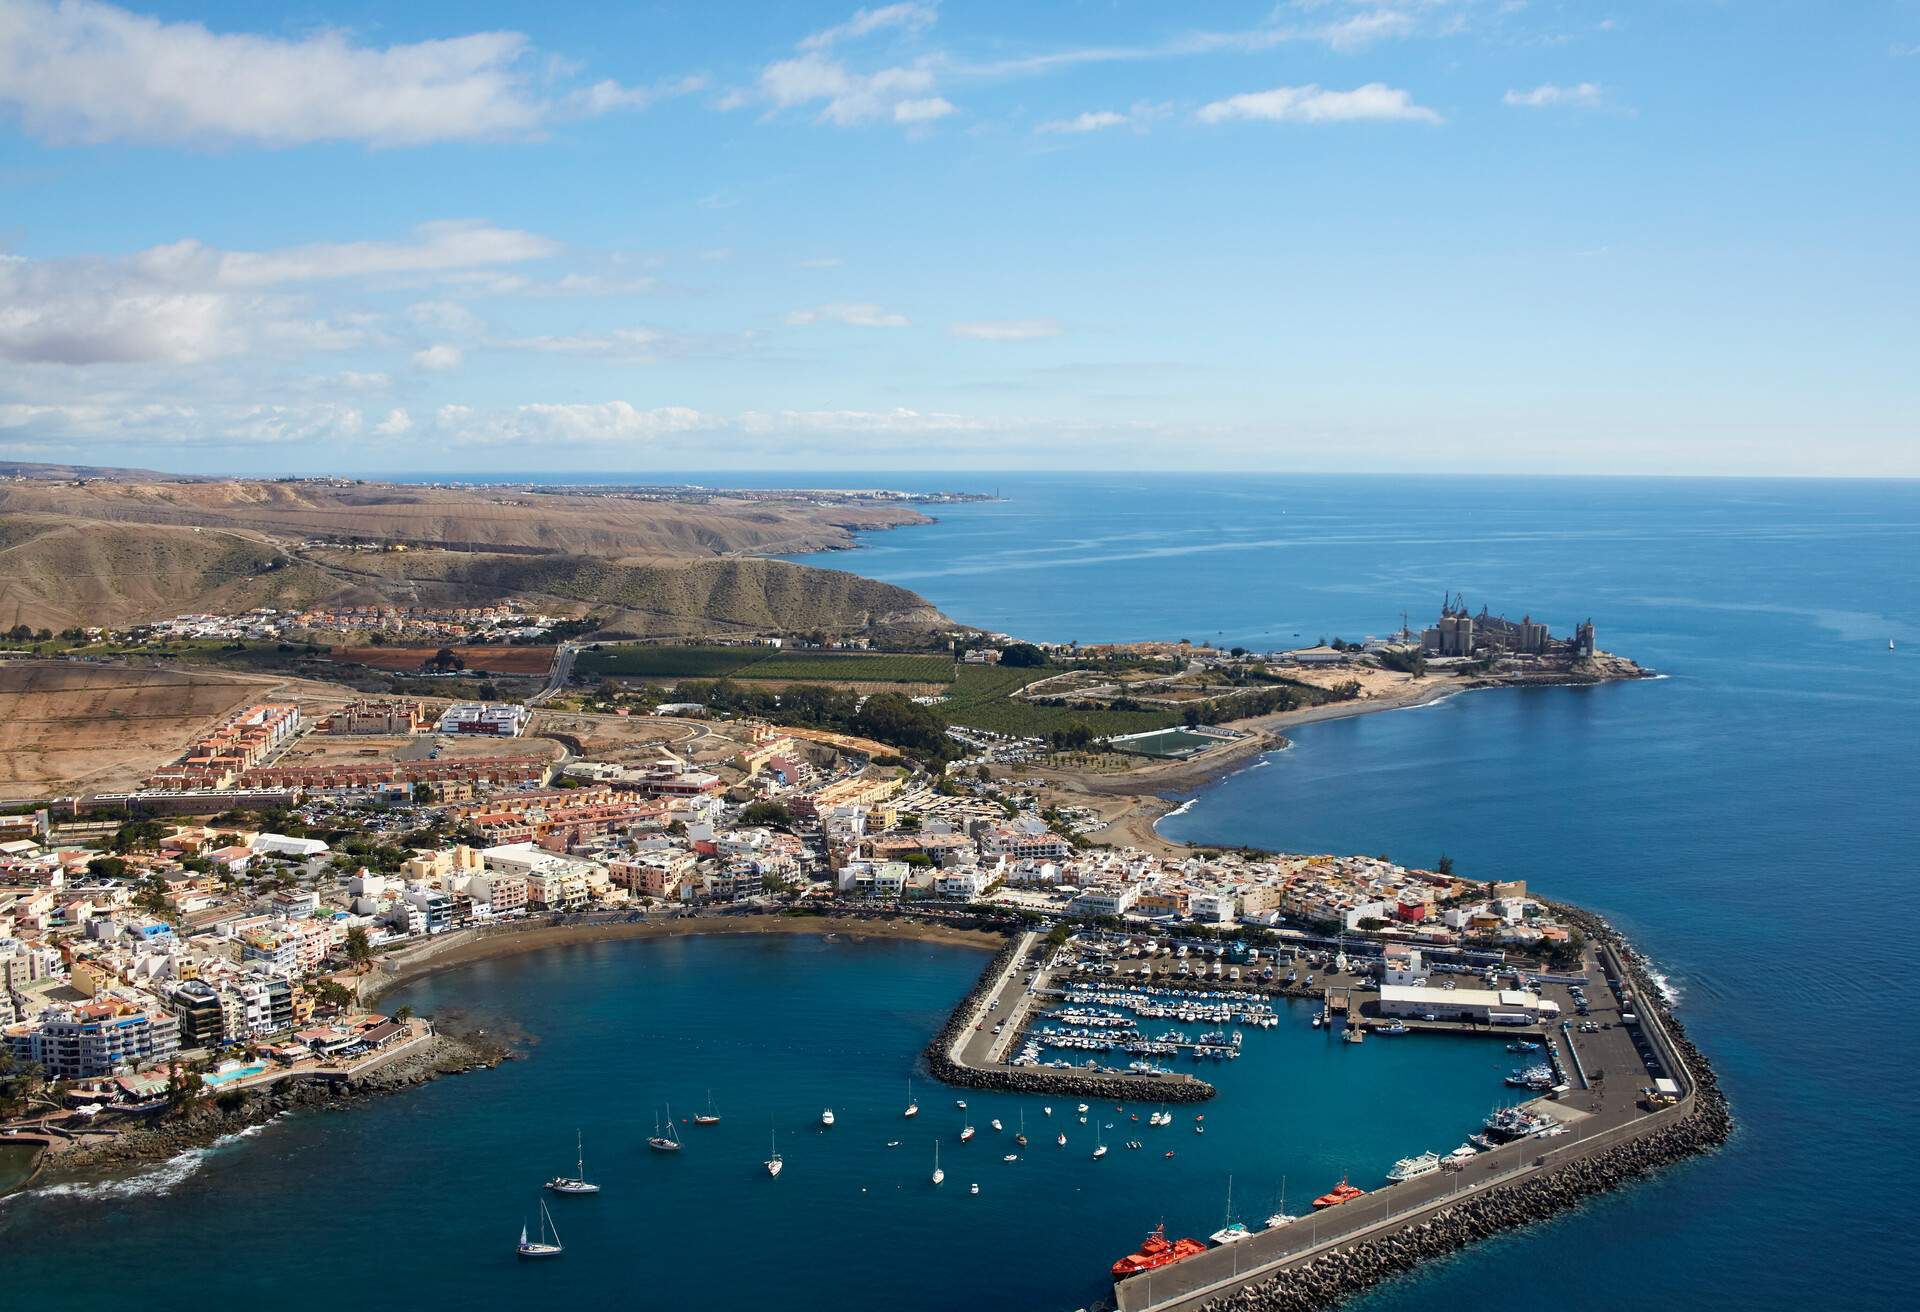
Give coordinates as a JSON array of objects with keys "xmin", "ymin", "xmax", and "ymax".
[
  {"xmin": 517, "ymin": 1200, "xmax": 564, "ymax": 1259},
  {"xmin": 1209, "ymin": 1176, "xmax": 1253, "ymax": 1245},
  {"xmin": 647, "ymin": 1107, "xmax": 682, "ymax": 1153},
  {"xmin": 546, "ymin": 1131, "xmax": 600, "ymax": 1194},
  {"xmin": 1111, "ymin": 1224, "xmax": 1207, "ymax": 1280},
  {"xmin": 1093, "ymin": 1124, "xmax": 1108, "ymax": 1160},
  {"xmin": 821, "ymin": 1107, "xmax": 835, "ymax": 1127},
  {"xmin": 1312, "ymin": 1176, "xmax": 1367, "ymax": 1209},
  {"xmin": 765, "ymin": 1129, "xmax": 783, "ymax": 1178},
  {"xmin": 932, "ymin": 1142, "xmax": 944, "ymax": 1186},
  {"xmin": 1377, "ymin": 1022, "xmax": 1410, "ymax": 1036},
  {"xmin": 1507, "ymin": 1040, "xmax": 1542, "ymax": 1053},
  {"xmin": 694, "ymin": 1091, "xmax": 721, "ymax": 1125},
  {"xmin": 1387, "ymin": 1151, "xmax": 1442, "ymax": 1183}
]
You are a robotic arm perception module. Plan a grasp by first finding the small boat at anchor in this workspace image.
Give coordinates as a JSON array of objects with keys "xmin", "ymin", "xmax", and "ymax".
[
  {"xmin": 932, "ymin": 1142, "xmax": 944, "ymax": 1186},
  {"xmin": 546, "ymin": 1131, "xmax": 600, "ymax": 1194},
  {"xmin": 647, "ymin": 1107, "xmax": 682, "ymax": 1153},
  {"xmin": 904, "ymin": 1080, "xmax": 919, "ymax": 1118},
  {"xmin": 765, "ymin": 1128, "xmax": 783, "ymax": 1178},
  {"xmin": 821, "ymin": 1107, "xmax": 836, "ymax": 1127},
  {"xmin": 693, "ymin": 1091, "xmax": 721, "ymax": 1125},
  {"xmin": 517, "ymin": 1201, "xmax": 564, "ymax": 1259}
]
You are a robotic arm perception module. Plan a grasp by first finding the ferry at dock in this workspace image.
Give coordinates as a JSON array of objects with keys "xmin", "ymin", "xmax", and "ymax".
[{"xmin": 1387, "ymin": 1151, "xmax": 1442, "ymax": 1183}]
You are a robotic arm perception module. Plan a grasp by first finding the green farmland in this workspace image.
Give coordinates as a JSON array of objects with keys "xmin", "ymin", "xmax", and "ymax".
[{"xmin": 578, "ymin": 644, "xmax": 954, "ymax": 685}]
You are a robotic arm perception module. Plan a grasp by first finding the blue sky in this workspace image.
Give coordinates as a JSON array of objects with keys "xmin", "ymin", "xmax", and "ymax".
[{"xmin": 0, "ymin": 0, "xmax": 1914, "ymax": 476}]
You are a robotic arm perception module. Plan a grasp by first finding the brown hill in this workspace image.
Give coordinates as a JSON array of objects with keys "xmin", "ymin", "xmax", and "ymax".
[
  {"xmin": 0, "ymin": 476, "xmax": 929, "ymax": 558},
  {"xmin": 0, "ymin": 516, "xmax": 947, "ymax": 638}
]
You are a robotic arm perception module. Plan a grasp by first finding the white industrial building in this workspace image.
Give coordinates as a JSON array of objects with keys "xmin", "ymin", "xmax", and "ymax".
[{"xmin": 1378, "ymin": 983, "xmax": 1559, "ymax": 1026}]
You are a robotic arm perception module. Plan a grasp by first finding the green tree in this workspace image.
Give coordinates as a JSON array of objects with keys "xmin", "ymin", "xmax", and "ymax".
[
  {"xmin": 1437, "ymin": 854, "xmax": 1455, "ymax": 876},
  {"xmin": 344, "ymin": 926, "xmax": 374, "ymax": 972},
  {"xmin": 998, "ymin": 643, "xmax": 1047, "ymax": 668}
]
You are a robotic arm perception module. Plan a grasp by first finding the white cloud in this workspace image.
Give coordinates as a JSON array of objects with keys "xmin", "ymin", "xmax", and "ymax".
[
  {"xmin": 1503, "ymin": 82, "xmax": 1606, "ymax": 109},
  {"xmin": 1196, "ymin": 83, "xmax": 1441, "ymax": 124},
  {"xmin": 949, "ymin": 319, "xmax": 1062, "ymax": 341},
  {"xmin": 1037, "ymin": 110, "xmax": 1128, "ymax": 134},
  {"xmin": 0, "ymin": 221, "xmax": 553, "ymax": 367},
  {"xmin": 435, "ymin": 400, "xmax": 709, "ymax": 446},
  {"xmin": 408, "ymin": 300, "xmax": 488, "ymax": 337},
  {"xmin": 799, "ymin": 4, "xmax": 938, "ymax": 52},
  {"xmin": 412, "ymin": 344, "xmax": 463, "ymax": 371},
  {"xmin": 759, "ymin": 52, "xmax": 954, "ymax": 126},
  {"xmin": 0, "ymin": 0, "xmax": 696, "ymax": 148},
  {"xmin": 372, "ymin": 408, "xmax": 414, "ymax": 436},
  {"xmin": 786, "ymin": 302, "xmax": 911, "ymax": 328},
  {"xmin": 503, "ymin": 328, "xmax": 693, "ymax": 361},
  {"xmin": 738, "ymin": 407, "xmax": 990, "ymax": 436},
  {"xmin": 1035, "ymin": 101, "xmax": 1170, "ymax": 135}
]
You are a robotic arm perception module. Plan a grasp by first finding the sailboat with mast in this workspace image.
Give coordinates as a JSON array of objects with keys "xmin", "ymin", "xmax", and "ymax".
[
  {"xmin": 648, "ymin": 1105, "xmax": 682, "ymax": 1152},
  {"xmin": 1092, "ymin": 1122, "xmax": 1108, "ymax": 1160},
  {"xmin": 1265, "ymin": 1176, "xmax": 1298, "ymax": 1229},
  {"xmin": 932, "ymin": 1141, "xmax": 945, "ymax": 1186},
  {"xmin": 765, "ymin": 1127, "xmax": 783, "ymax": 1178},
  {"xmin": 1209, "ymin": 1175, "xmax": 1252, "ymax": 1245},
  {"xmin": 517, "ymin": 1200, "xmax": 564, "ymax": 1259},
  {"xmin": 959, "ymin": 1108, "xmax": 975, "ymax": 1142},
  {"xmin": 904, "ymin": 1080, "xmax": 918, "ymax": 1118},
  {"xmin": 546, "ymin": 1130, "xmax": 600, "ymax": 1194},
  {"xmin": 1015, "ymin": 1109, "xmax": 1028, "ymax": 1147},
  {"xmin": 694, "ymin": 1091, "xmax": 721, "ymax": 1126}
]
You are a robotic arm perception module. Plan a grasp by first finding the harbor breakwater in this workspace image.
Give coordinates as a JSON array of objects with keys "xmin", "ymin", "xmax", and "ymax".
[
  {"xmin": 923, "ymin": 940, "xmax": 1218, "ymax": 1105},
  {"xmin": 1182, "ymin": 923, "xmax": 1730, "ymax": 1312}
]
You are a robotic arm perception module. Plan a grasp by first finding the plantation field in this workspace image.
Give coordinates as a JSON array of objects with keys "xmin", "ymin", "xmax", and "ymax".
[
  {"xmin": 940, "ymin": 664, "xmax": 1183, "ymax": 738},
  {"xmin": 578, "ymin": 644, "xmax": 955, "ymax": 685}
]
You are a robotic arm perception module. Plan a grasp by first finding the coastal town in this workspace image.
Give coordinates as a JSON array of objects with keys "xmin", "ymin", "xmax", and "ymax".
[{"xmin": 0, "ymin": 603, "xmax": 1724, "ymax": 1311}]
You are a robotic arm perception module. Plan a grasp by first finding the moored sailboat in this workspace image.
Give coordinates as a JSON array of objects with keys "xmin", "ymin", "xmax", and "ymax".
[
  {"xmin": 517, "ymin": 1201, "xmax": 564, "ymax": 1259},
  {"xmin": 546, "ymin": 1130, "xmax": 600, "ymax": 1194}
]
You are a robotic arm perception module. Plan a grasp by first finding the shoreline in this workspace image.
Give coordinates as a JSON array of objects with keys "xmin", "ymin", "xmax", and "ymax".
[
  {"xmin": 364, "ymin": 911, "xmax": 1006, "ymax": 1004},
  {"xmin": 1042, "ymin": 665, "xmax": 1651, "ymax": 856}
]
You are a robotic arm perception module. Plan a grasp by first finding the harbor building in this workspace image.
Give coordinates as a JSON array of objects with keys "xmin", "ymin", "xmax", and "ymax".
[{"xmin": 1378, "ymin": 983, "xmax": 1560, "ymax": 1026}]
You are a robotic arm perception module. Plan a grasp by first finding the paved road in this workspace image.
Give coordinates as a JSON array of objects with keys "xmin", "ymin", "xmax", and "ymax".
[
  {"xmin": 529, "ymin": 642, "xmax": 580, "ymax": 706},
  {"xmin": 1113, "ymin": 945, "xmax": 1687, "ymax": 1312}
]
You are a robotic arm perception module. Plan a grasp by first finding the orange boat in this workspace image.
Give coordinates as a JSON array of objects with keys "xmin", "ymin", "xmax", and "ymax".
[
  {"xmin": 1111, "ymin": 1224, "xmax": 1207, "ymax": 1280},
  {"xmin": 1311, "ymin": 1176, "xmax": 1367, "ymax": 1209}
]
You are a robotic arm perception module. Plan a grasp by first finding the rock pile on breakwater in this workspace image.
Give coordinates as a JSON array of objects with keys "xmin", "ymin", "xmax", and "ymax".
[
  {"xmin": 39, "ymin": 1030, "xmax": 508, "ymax": 1179},
  {"xmin": 922, "ymin": 941, "xmax": 1217, "ymax": 1105},
  {"xmin": 1191, "ymin": 919, "xmax": 1730, "ymax": 1312}
]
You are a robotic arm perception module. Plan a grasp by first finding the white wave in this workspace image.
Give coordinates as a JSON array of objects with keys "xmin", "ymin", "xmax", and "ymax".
[
  {"xmin": 30, "ymin": 1146, "xmax": 211, "ymax": 1201},
  {"xmin": 1646, "ymin": 969, "xmax": 1682, "ymax": 1005},
  {"xmin": 1161, "ymin": 798, "xmax": 1198, "ymax": 820}
]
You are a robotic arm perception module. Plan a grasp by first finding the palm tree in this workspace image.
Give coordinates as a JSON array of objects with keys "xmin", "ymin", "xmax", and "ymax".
[{"xmin": 344, "ymin": 926, "xmax": 374, "ymax": 973}]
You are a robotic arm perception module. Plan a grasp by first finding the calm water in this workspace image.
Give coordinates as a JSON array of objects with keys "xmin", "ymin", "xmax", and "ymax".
[
  {"xmin": 0, "ymin": 934, "xmax": 1528, "ymax": 1310},
  {"xmin": 810, "ymin": 473, "xmax": 1920, "ymax": 1309},
  {"xmin": 6, "ymin": 474, "xmax": 1917, "ymax": 1309}
]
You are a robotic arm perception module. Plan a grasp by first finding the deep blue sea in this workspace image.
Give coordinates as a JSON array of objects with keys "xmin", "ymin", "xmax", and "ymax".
[{"xmin": 5, "ymin": 474, "xmax": 1917, "ymax": 1309}]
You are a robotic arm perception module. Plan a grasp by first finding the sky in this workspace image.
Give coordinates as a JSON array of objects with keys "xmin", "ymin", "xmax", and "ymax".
[{"xmin": 0, "ymin": 0, "xmax": 1915, "ymax": 478}]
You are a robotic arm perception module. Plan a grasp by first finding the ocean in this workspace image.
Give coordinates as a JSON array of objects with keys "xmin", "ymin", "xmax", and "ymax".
[{"xmin": 5, "ymin": 473, "xmax": 1916, "ymax": 1309}]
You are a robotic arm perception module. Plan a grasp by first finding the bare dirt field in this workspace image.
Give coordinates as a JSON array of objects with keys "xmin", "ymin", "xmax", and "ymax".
[
  {"xmin": 271, "ymin": 732, "xmax": 563, "ymax": 770},
  {"xmin": 323, "ymin": 646, "xmax": 557, "ymax": 676},
  {"xmin": 0, "ymin": 661, "xmax": 263, "ymax": 797},
  {"xmin": 533, "ymin": 711, "xmax": 746, "ymax": 768}
]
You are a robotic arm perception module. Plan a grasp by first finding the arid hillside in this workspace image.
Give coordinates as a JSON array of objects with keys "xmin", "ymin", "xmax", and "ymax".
[
  {"xmin": 0, "ymin": 514, "xmax": 948, "ymax": 637},
  {"xmin": 0, "ymin": 477, "xmax": 929, "ymax": 558}
]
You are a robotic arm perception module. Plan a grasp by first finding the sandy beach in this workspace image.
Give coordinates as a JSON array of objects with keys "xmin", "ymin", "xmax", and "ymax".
[{"xmin": 364, "ymin": 912, "xmax": 1006, "ymax": 1002}]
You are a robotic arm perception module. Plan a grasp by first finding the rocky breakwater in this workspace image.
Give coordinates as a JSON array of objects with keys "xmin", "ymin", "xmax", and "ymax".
[
  {"xmin": 39, "ymin": 1028, "xmax": 509, "ymax": 1181},
  {"xmin": 923, "ymin": 942, "xmax": 1217, "ymax": 1106},
  {"xmin": 1189, "ymin": 930, "xmax": 1730, "ymax": 1312}
]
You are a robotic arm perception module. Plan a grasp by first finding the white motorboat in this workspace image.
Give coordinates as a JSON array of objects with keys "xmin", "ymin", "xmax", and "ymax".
[
  {"xmin": 1056, "ymin": 1132, "xmax": 1067, "ymax": 1147},
  {"xmin": 990, "ymin": 1118, "xmax": 1003, "ymax": 1132},
  {"xmin": 1003, "ymin": 1153, "xmax": 1018, "ymax": 1162},
  {"xmin": 821, "ymin": 1108, "xmax": 835, "ymax": 1127},
  {"xmin": 1387, "ymin": 1151, "xmax": 1442, "ymax": 1183},
  {"xmin": 517, "ymin": 1201, "xmax": 564, "ymax": 1259},
  {"xmin": 969, "ymin": 1182, "xmax": 979, "ymax": 1195},
  {"xmin": 546, "ymin": 1131, "xmax": 600, "ymax": 1194}
]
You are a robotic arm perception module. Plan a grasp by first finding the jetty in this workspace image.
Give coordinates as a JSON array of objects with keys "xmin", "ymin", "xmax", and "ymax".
[{"xmin": 928, "ymin": 932, "xmax": 1215, "ymax": 1103}]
